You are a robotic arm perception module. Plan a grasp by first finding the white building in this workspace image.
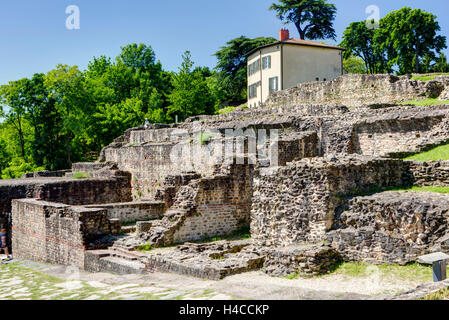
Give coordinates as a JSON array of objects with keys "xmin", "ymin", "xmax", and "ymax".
[{"xmin": 247, "ymin": 29, "xmax": 345, "ymax": 108}]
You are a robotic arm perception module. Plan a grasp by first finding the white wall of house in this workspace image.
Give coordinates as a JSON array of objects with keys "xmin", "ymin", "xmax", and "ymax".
[
  {"xmin": 282, "ymin": 44, "xmax": 343, "ymax": 89},
  {"xmin": 247, "ymin": 43, "xmax": 343, "ymax": 107},
  {"xmin": 247, "ymin": 45, "xmax": 281, "ymax": 108}
]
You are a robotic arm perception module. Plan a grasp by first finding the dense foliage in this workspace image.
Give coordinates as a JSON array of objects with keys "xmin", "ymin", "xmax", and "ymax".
[
  {"xmin": 341, "ymin": 7, "xmax": 448, "ymax": 74},
  {"xmin": 269, "ymin": 0, "xmax": 337, "ymax": 40}
]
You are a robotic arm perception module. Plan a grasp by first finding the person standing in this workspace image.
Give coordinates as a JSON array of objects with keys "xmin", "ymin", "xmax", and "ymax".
[{"xmin": 0, "ymin": 229, "xmax": 11, "ymax": 261}]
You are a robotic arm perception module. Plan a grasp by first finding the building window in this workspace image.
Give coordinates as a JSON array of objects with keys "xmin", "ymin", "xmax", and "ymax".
[
  {"xmin": 262, "ymin": 56, "xmax": 271, "ymax": 70},
  {"xmin": 248, "ymin": 81, "xmax": 260, "ymax": 99},
  {"xmin": 269, "ymin": 77, "xmax": 279, "ymax": 93},
  {"xmin": 248, "ymin": 59, "xmax": 261, "ymax": 76}
]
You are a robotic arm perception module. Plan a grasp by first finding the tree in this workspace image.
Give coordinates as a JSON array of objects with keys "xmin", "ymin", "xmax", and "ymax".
[
  {"xmin": 269, "ymin": 0, "xmax": 337, "ymax": 40},
  {"xmin": 23, "ymin": 74, "xmax": 66, "ymax": 170},
  {"xmin": 343, "ymin": 54, "xmax": 367, "ymax": 74},
  {"xmin": 433, "ymin": 53, "xmax": 449, "ymax": 73},
  {"xmin": 340, "ymin": 21, "xmax": 387, "ymax": 74},
  {"xmin": 167, "ymin": 51, "xmax": 215, "ymax": 121},
  {"xmin": 44, "ymin": 65, "xmax": 90, "ymax": 168},
  {"xmin": 214, "ymin": 36, "xmax": 277, "ymax": 104},
  {"xmin": 0, "ymin": 138, "xmax": 10, "ymax": 177},
  {"xmin": 375, "ymin": 7, "xmax": 447, "ymax": 74},
  {"xmin": 0, "ymin": 79, "xmax": 28, "ymax": 158}
]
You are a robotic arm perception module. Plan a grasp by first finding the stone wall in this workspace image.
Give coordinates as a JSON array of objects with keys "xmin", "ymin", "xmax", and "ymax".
[
  {"xmin": 103, "ymin": 130, "xmax": 276, "ymax": 200},
  {"xmin": 409, "ymin": 161, "xmax": 449, "ymax": 186},
  {"xmin": 21, "ymin": 170, "xmax": 71, "ymax": 178},
  {"xmin": 250, "ymin": 156, "xmax": 413, "ymax": 247},
  {"xmin": 11, "ymin": 199, "xmax": 121, "ymax": 268},
  {"xmin": 0, "ymin": 174, "xmax": 131, "ymax": 215},
  {"xmin": 266, "ymin": 74, "xmax": 446, "ymax": 108},
  {"xmin": 86, "ymin": 201, "xmax": 165, "ymax": 223},
  {"xmin": 328, "ymin": 191, "xmax": 449, "ymax": 264},
  {"xmin": 263, "ymin": 244, "xmax": 341, "ymax": 277}
]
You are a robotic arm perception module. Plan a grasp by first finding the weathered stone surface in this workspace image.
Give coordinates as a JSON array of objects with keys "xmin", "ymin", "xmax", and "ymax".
[
  {"xmin": 12, "ymin": 199, "xmax": 122, "ymax": 268},
  {"xmin": 409, "ymin": 161, "xmax": 449, "ymax": 186},
  {"xmin": 328, "ymin": 191, "xmax": 449, "ymax": 264},
  {"xmin": 263, "ymin": 244, "xmax": 341, "ymax": 277},
  {"xmin": 251, "ymin": 155, "xmax": 413, "ymax": 247},
  {"xmin": 266, "ymin": 74, "xmax": 447, "ymax": 108}
]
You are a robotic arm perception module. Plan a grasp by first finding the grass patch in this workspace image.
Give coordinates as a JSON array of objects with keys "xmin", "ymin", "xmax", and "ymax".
[
  {"xmin": 72, "ymin": 172, "xmax": 92, "ymax": 179},
  {"xmin": 217, "ymin": 106, "xmax": 237, "ymax": 115},
  {"xmin": 340, "ymin": 185, "xmax": 449, "ymax": 199},
  {"xmin": 411, "ymin": 73, "xmax": 449, "ymax": 81},
  {"xmin": 198, "ymin": 132, "xmax": 213, "ymax": 145},
  {"xmin": 330, "ymin": 262, "xmax": 434, "ymax": 282},
  {"xmin": 399, "ymin": 98, "xmax": 449, "ymax": 107},
  {"xmin": 422, "ymin": 287, "xmax": 449, "ymax": 300},
  {"xmin": 404, "ymin": 143, "xmax": 449, "ymax": 161}
]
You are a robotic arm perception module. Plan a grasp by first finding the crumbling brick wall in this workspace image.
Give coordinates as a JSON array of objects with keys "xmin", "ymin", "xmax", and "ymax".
[{"xmin": 12, "ymin": 199, "xmax": 120, "ymax": 268}]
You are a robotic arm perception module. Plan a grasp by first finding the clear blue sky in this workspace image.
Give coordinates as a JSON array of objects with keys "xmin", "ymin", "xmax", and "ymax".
[{"xmin": 1, "ymin": 0, "xmax": 448, "ymax": 86}]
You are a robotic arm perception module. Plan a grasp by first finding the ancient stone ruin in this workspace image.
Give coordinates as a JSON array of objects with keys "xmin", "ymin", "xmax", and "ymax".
[{"xmin": 3, "ymin": 74, "xmax": 449, "ymax": 279}]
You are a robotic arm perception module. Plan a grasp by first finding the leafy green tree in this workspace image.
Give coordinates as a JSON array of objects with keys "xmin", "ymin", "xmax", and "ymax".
[
  {"xmin": 343, "ymin": 54, "xmax": 367, "ymax": 74},
  {"xmin": 0, "ymin": 138, "xmax": 10, "ymax": 177},
  {"xmin": 44, "ymin": 65, "xmax": 90, "ymax": 168},
  {"xmin": 434, "ymin": 53, "xmax": 449, "ymax": 73},
  {"xmin": 375, "ymin": 7, "xmax": 447, "ymax": 74},
  {"xmin": 340, "ymin": 21, "xmax": 387, "ymax": 74},
  {"xmin": 214, "ymin": 36, "xmax": 277, "ymax": 104},
  {"xmin": 0, "ymin": 79, "xmax": 29, "ymax": 157},
  {"xmin": 93, "ymin": 97, "xmax": 146, "ymax": 146},
  {"xmin": 269, "ymin": 0, "xmax": 337, "ymax": 40},
  {"xmin": 167, "ymin": 51, "xmax": 215, "ymax": 121},
  {"xmin": 20, "ymin": 73, "xmax": 67, "ymax": 170},
  {"xmin": 1, "ymin": 157, "xmax": 44, "ymax": 179}
]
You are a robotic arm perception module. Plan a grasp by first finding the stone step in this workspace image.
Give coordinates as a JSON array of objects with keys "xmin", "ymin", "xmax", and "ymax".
[
  {"xmin": 121, "ymin": 225, "xmax": 136, "ymax": 234},
  {"xmin": 100, "ymin": 256, "xmax": 147, "ymax": 275}
]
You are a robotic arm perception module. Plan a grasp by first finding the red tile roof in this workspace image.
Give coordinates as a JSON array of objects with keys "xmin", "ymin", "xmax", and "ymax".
[
  {"xmin": 281, "ymin": 38, "xmax": 345, "ymax": 51},
  {"xmin": 246, "ymin": 38, "xmax": 345, "ymax": 57}
]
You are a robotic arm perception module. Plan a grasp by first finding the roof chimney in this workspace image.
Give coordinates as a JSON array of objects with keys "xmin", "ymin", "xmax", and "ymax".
[{"xmin": 279, "ymin": 29, "xmax": 290, "ymax": 41}]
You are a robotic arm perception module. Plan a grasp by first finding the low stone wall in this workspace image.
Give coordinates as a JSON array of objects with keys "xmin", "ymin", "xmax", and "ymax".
[
  {"xmin": 21, "ymin": 170, "xmax": 71, "ymax": 178},
  {"xmin": 86, "ymin": 201, "xmax": 165, "ymax": 223},
  {"xmin": 328, "ymin": 191, "xmax": 449, "ymax": 264},
  {"xmin": 263, "ymin": 244, "xmax": 341, "ymax": 277},
  {"xmin": 0, "ymin": 174, "xmax": 131, "ymax": 215},
  {"xmin": 353, "ymin": 115, "xmax": 449, "ymax": 157},
  {"xmin": 251, "ymin": 156, "xmax": 413, "ymax": 247},
  {"xmin": 11, "ymin": 199, "xmax": 121, "ymax": 268},
  {"xmin": 266, "ymin": 74, "xmax": 446, "ymax": 108},
  {"xmin": 277, "ymin": 131, "xmax": 319, "ymax": 165},
  {"xmin": 409, "ymin": 161, "xmax": 449, "ymax": 186}
]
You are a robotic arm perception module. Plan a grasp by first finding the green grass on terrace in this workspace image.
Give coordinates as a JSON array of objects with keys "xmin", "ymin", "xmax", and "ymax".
[
  {"xmin": 399, "ymin": 98, "xmax": 449, "ymax": 107},
  {"xmin": 286, "ymin": 261, "xmax": 438, "ymax": 283},
  {"xmin": 404, "ymin": 143, "xmax": 449, "ymax": 161},
  {"xmin": 411, "ymin": 73, "xmax": 449, "ymax": 81},
  {"xmin": 72, "ymin": 172, "xmax": 92, "ymax": 179}
]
